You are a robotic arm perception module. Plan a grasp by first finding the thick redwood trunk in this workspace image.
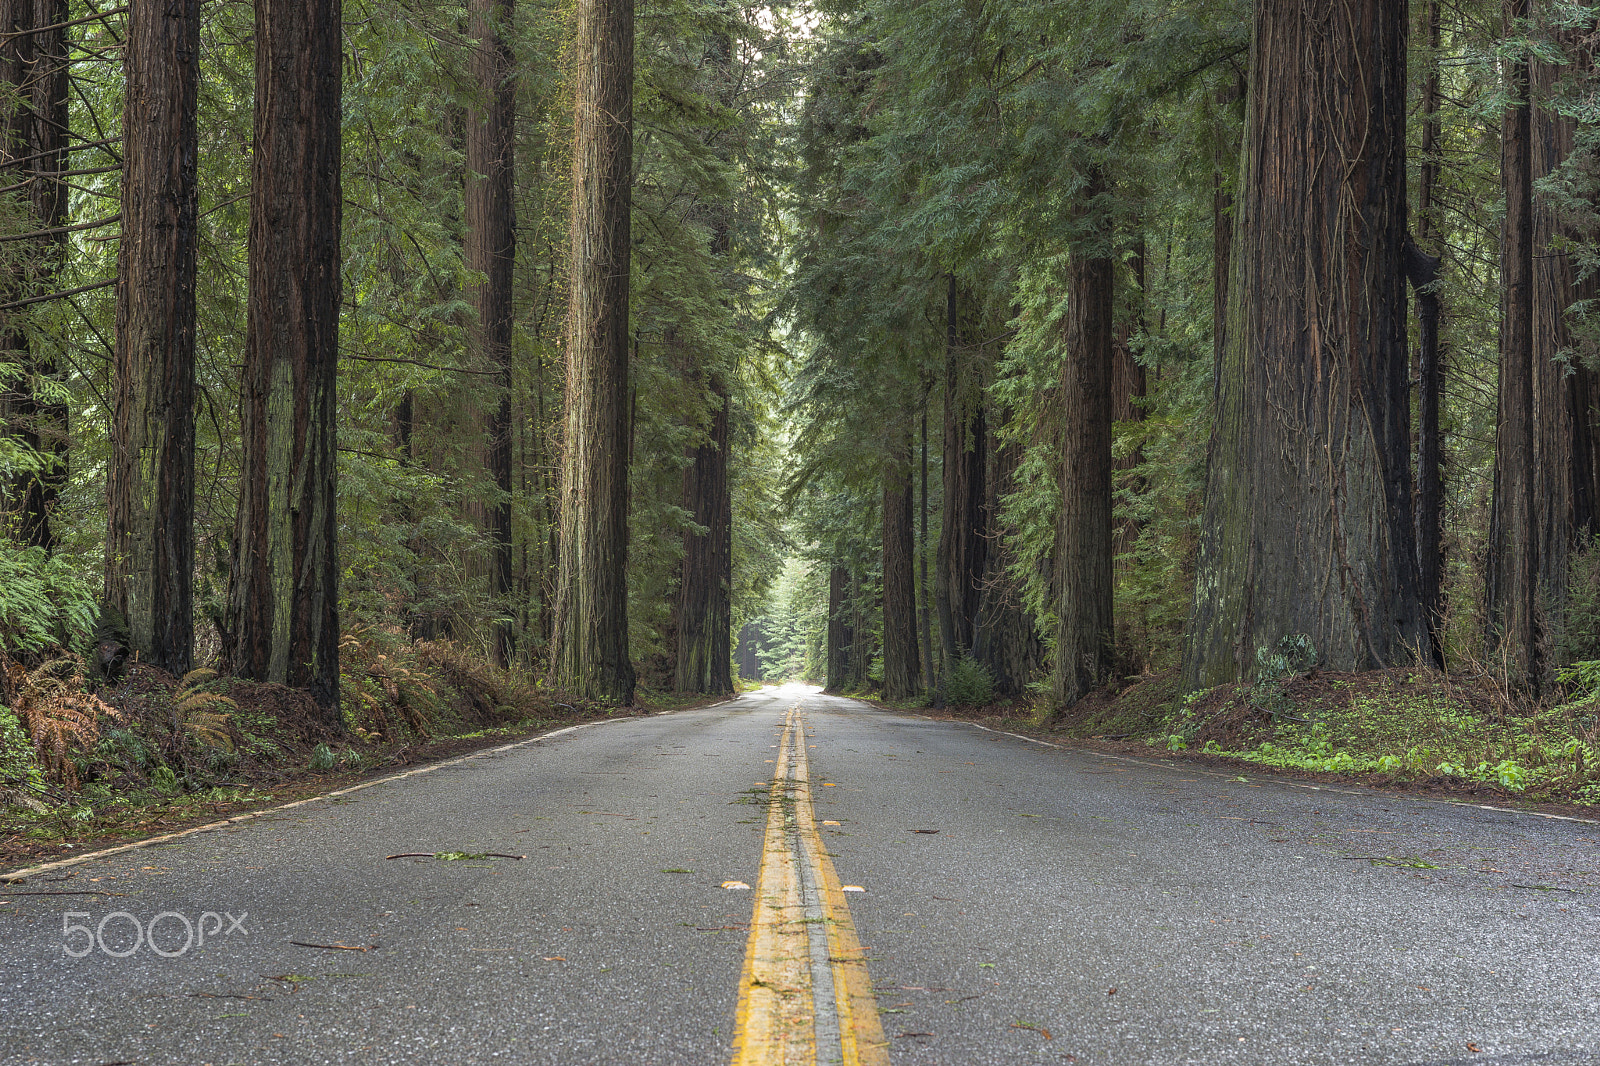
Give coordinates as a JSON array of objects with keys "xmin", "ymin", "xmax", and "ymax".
[
  {"xmin": 1414, "ymin": 0, "xmax": 1444, "ymax": 662},
  {"xmin": 971, "ymin": 410, "xmax": 1043, "ymax": 696},
  {"xmin": 227, "ymin": 0, "xmax": 342, "ymax": 716},
  {"xmin": 824, "ymin": 563, "xmax": 854, "ymax": 692},
  {"xmin": 1526, "ymin": 54, "xmax": 1600, "ymax": 668},
  {"xmin": 0, "ymin": 0, "xmax": 68, "ymax": 550},
  {"xmin": 936, "ymin": 279, "xmax": 988, "ymax": 682},
  {"xmin": 1185, "ymin": 0, "xmax": 1421, "ymax": 686},
  {"xmin": 1053, "ymin": 168, "xmax": 1115, "ymax": 708},
  {"xmin": 882, "ymin": 431, "xmax": 921, "ymax": 701},
  {"xmin": 551, "ymin": 0, "xmax": 635, "ymax": 704},
  {"xmin": 465, "ymin": 0, "xmax": 517, "ymax": 667},
  {"xmin": 1489, "ymin": 0, "xmax": 1538, "ymax": 689},
  {"xmin": 1112, "ymin": 235, "xmax": 1147, "ymax": 588},
  {"xmin": 106, "ymin": 0, "xmax": 200, "ymax": 676},
  {"xmin": 675, "ymin": 374, "xmax": 733, "ymax": 694}
]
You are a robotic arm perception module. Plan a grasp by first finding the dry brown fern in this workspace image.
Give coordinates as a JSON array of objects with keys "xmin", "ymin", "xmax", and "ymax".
[
  {"xmin": 12, "ymin": 656, "xmax": 116, "ymax": 788},
  {"xmin": 176, "ymin": 669, "xmax": 238, "ymax": 751}
]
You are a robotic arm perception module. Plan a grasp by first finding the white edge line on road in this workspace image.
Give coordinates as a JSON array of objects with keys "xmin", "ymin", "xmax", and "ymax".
[
  {"xmin": 955, "ymin": 720, "xmax": 1600, "ymax": 827},
  {"xmin": 0, "ymin": 696, "xmax": 743, "ymax": 884}
]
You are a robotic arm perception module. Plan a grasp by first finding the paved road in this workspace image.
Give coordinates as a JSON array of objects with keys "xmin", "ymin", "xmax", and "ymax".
[{"xmin": 2, "ymin": 685, "xmax": 1598, "ymax": 1065}]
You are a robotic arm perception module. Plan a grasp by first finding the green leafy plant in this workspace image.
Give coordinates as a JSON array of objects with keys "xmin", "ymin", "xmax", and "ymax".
[{"xmin": 944, "ymin": 657, "xmax": 995, "ymax": 707}]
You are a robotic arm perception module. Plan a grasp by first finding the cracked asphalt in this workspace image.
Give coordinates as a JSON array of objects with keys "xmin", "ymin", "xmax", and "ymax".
[{"xmin": 2, "ymin": 684, "xmax": 1597, "ymax": 1065}]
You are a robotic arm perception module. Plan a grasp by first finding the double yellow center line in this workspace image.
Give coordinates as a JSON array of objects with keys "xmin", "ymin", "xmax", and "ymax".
[{"xmin": 730, "ymin": 707, "xmax": 888, "ymax": 1066}]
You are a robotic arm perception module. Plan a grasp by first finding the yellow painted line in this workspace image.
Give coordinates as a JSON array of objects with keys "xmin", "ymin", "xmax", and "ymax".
[
  {"xmin": 730, "ymin": 708, "xmax": 887, "ymax": 1066},
  {"xmin": 790, "ymin": 721, "xmax": 890, "ymax": 1066}
]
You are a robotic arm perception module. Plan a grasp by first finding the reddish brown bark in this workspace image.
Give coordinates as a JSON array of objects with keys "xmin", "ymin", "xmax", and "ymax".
[
  {"xmin": 1489, "ymin": 0, "xmax": 1538, "ymax": 689},
  {"xmin": 465, "ymin": 0, "xmax": 517, "ymax": 667},
  {"xmin": 106, "ymin": 0, "xmax": 200, "ymax": 675},
  {"xmin": 226, "ymin": 0, "xmax": 343, "ymax": 716},
  {"xmin": 551, "ymin": 0, "xmax": 635, "ymax": 704},
  {"xmin": 882, "ymin": 427, "xmax": 921, "ymax": 701},
  {"xmin": 1185, "ymin": 1, "xmax": 1421, "ymax": 685},
  {"xmin": 1053, "ymin": 167, "xmax": 1114, "ymax": 708}
]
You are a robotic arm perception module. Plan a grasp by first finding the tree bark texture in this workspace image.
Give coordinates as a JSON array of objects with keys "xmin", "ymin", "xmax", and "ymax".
[
  {"xmin": 1183, "ymin": 1, "xmax": 1422, "ymax": 687},
  {"xmin": 673, "ymin": 22, "xmax": 734, "ymax": 697},
  {"xmin": 551, "ymin": 0, "xmax": 635, "ymax": 705},
  {"xmin": 227, "ymin": 0, "xmax": 342, "ymax": 715},
  {"xmin": 1053, "ymin": 169, "xmax": 1114, "ymax": 708},
  {"xmin": 1414, "ymin": 0, "xmax": 1445, "ymax": 664},
  {"xmin": 1488, "ymin": 0, "xmax": 1538, "ymax": 689},
  {"xmin": 824, "ymin": 562, "xmax": 854, "ymax": 692},
  {"xmin": 937, "ymin": 279, "xmax": 988, "ymax": 686},
  {"xmin": 106, "ymin": 0, "xmax": 200, "ymax": 676},
  {"xmin": 675, "ymin": 373, "xmax": 733, "ymax": 694},
  {"xmin": 1112, "ymin": 235, "xmax": 1147, "ymax": 580},
  {"xmin": 882, "ymin": 430, "xmax": 921, "ymax": 701},
  {"xmin": 918, "ymin": 400, "xmax": 936, "ymax": 694},
  {"xmin": 465, "ymin": 0, "xmax": 517, "ymax": 668},
  {"xmin": 0, "ymin": 0, "xmax": 68, "ymax": 550},
  {"xmin": 971, "ymin": 409, "xmax": 1043, "ymax": 696},
  {"xmin": 1524, "ymin": 55, "xmax": 1600, "ymax": 668}
]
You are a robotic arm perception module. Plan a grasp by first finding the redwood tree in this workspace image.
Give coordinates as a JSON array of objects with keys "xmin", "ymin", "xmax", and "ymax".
[
  {"xmin": 1488, "ymin": 0, "xmax": 1538, "ymax": 689},
  {"xmin": 675, "ymin": 374, "xmax": 733, "ymax": 695},
  {"xmin": 882, "ymin": 428, "xmax": 921, "ymax": 701},
  {"xmin": 226, "ymin": 0, "xmax": 343, "ymax": 715},
  {"xmin": 1184, "ymin": 0, "xmax": 1422, "ymax": 686},
  {"xmin": 551, "ymin": 0, "xmax": 635, "ymax": 704},
  {"xmin": 936, "ymin": 279, "xmax": 988, "ymax": 682},
  {"xmin": 465, "ymin": 0, "xmax": 517, "ymax": 668},
  {"xmin": 106, "ymin": 0, "xmax": 200, "ymax": 675},
  {"xmin": 0, "ymin": 0, "xmax": 69, "ymax": 550},
  {"xmin": 1054, "ymin": 166, "xmax": 1114, "ymax": 708}
]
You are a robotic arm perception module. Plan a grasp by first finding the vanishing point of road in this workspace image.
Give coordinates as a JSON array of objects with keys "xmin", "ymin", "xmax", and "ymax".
[{"xmin": 2, "ymin": 685, "xmax": 1597, "ymax": 1065}]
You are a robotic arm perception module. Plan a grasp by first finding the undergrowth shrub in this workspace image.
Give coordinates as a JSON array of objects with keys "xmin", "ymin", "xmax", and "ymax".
[
  {"xmin": 944, "ymin": 657, "xmax": 995, "ymax": 707},
  {"xmin": 0, "ymin": 543, "xmax": 95, "ymax": 658}
]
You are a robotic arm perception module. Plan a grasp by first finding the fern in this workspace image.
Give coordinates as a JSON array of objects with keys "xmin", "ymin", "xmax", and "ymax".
[{"xmin": 176, "ymin": 669, "xmax": 238, "ymax": 752}]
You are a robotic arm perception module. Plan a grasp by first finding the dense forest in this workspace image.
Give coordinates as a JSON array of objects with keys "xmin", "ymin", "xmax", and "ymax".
[{"xmin": 4, "ymin": 0, "xmax": 1600, "ymax": 812}]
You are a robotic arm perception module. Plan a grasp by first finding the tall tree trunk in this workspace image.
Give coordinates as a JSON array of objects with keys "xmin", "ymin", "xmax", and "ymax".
[
  {"xmin": 1184, "ymin": 0, "xmax": 1421, "ymax": 687},
  {"xmin": 918, "ymin": 397, "xmax": 936, "ymax": 694},
  {"xmin": 1053, "ymin": 167, "xmax": 1114, "ymax": 709},
  {"xmin": 674, "ymin": 22, "xmax": 734, "ymax": 696},
  {"xmin": 106, "ymin": 0, "xmax": 200, "ymax": 676},
  {"xmin": 675, "ymin": 374, "xmax": 733, "ymax": 694},
  {"xmin": 1414, "ymin": 0, "xmax": 1445, "ymax": 664},
  {"xmin": 825, "ymin": 562, "xmax": 853, "ymax": 693},
  {"xmin": 1211, "ymin": 76, "xmax": 1244, "ymax": 399},
  {"xmin": 882, "ymin": 428, "xmax": 921, "ymax": 701},
  {"xmin": 936, "ymin": 278, "xmax": 987, "ymax": 685},
  {"xmin": 1528, "ymin": 51, "xmax": 1600, "ymax": 669},
  {"xmin": 972, "ymin": 408, "xmax": 1043, "ymax": 696},
  {"xmin": 1112, "ymin": 231, "xmax": 1147, "ymax": 662},
  {"xmin": 551, "ymin": 0, "xmax": 635, "ymax": 705},
  {"xmin": 1488, "ymin": 0, "xmax": 1538, "ymax": 691},
  {"xmin": 0, "ymin": 0, "xmax": 68, "ymax": 550},
  {"xmin": 227, "ymin": 0, "xmax": 343, "ymax": 716},
  {"xmin": 465, "ymin": 0, "xmax": 517, "ymax": 668}
]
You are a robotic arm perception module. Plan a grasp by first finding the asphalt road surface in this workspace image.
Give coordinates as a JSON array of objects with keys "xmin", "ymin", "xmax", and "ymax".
[{"xmin": 2, "ymin": 684, "xmax": 1598, "ymax": 1065}]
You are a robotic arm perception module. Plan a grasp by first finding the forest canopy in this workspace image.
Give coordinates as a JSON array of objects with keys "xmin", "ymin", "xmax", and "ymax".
[{"xmin": 2, "ymin": 0, "xmax": 1600, "ymax": 756}]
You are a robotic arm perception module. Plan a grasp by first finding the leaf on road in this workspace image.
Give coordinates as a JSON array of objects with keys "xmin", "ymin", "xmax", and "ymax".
[
  {"xmin": 542, "ymin": 956, "xmax": 566, "ymax": 962},
  {"xmin": 289, "ymin": 941, "xmax": 369, "ymax": 952},
  {"xmin": 1467, "ymin": 1044, "xmax": 1482, "ymax": 1053},
  {"xmin": 822, "ymin": 820, "xmax": 841, "ymax": 826},
  {"xmin": 842, "ymin": 885, "xmax": 865, "ymax": 892},
  {"xmin": 661, "ymin": 868, "xmax": 693, "ymax": 874},
  {"xmin": 722, "ymin": 880, "xmax": 751, "ymax": 890},
  {"xmin": 1011, "ymin": 1022, "xmax": 1052, "ymax": 1039},
  {"xmin": 911, "ymin": 829, "xmax": 940, "ymax": 834}
]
